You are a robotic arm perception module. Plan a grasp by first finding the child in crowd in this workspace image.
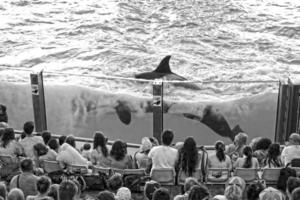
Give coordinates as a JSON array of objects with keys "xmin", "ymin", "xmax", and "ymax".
[{"xmin": 81, "ymin": 143, "xmax": 92, "ymax": 161}]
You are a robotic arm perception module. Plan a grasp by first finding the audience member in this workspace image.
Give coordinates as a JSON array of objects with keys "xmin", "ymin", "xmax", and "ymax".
[
  {"xmin": 0, "ymin": 128, "xmax": 24, "ymax": 157},
  {"xmin": 149, "ymin": 137, "xmax": 159, "ymax": 147},
  {"xmin": 234, "ymin": 145, "xmax": 259, "ymax": 169},
  {"xmin": 48, "ymin": 139, "xmax": 59, "ymax": 153},
  {"xmin": 19, "ymin": 121, "xmax": 44, "ymax": 159},
  {"xmin": 227, "ymin": 176, "xmax": 246, "ymax": 193},
  {"xmin": 65, "ymin": 135, "xmax": 77, "ymax": 150},
  {"xmin": 10, "ymin": 159, "xmax": 38, "ymax": 198},
  {"xmin": 208, "ymin": 140, "xmax": 232, "ymax": 169},
  {"xmin": 133, "ymin": 137, "xmax": 152, "ymax": 169},
  {"xmin": 253, "ymin": 137, "xmax": 272, "ymax": 167},
  {"xmin": 286, "ymin": 177, "xmax": 300, "ymax": 199},
  {"xmin": 226, "ymin": 132, "xmax": 248, "ymax": 161},
  {"xmin": 281, "ymin": 133, "xmax": 300, "ymax": 166},
  {"xmin": 109, "ymin": 140, "xmax": 133, "ymax": 169},
  {"xmin": 26, "ymin": 176, "xmax": 52, "ymax": 200},
  {"xmin": 58, "ymin": 180, "xmax": 78, "ymax": 200},
  {"xmin": 33, "ymin": 143, "xmax": 57, "ymax": 168},
  {"xmin": 107, "ymin": 173, "xmax": 123, "ymax": 194},
  {"xmin": 188, "ymin": 185, "xmax": 210, "ymax": 200},
  {"xmin": 264, "ymin": 143, "xmax": 283, "ymax": 168},
  {"xmin": 81, "ymin": 143, "xmax": 91, "ymax": 161},
  {"xmin": 96, "ymin": 190, "xmax": 114, "ymax": 200},
  {"xmin": 148, "ymin": 129, "xmax": 178, "ymax": 175},
  {"xmin": 152, "ymin": 188, "xmax": 170, "ymax": 200},
  {"xmin": 175, "ymin": 137, "xmax": 201, "ymax": 177},
  {"xmin": 174, "ymin": 177, "xmax": 199, "ymax": 200},
  {"xmin": 41, "ymin": 131, "xmax": 51, "ymax": 146},
  {"xmin": 224, "ymin": 183, "xmax": 243, "ymax": 200},
  {"xmin": 144, "ymin": 180, "xmax": 160, "ymax": 200},
  {"xmin": 249, "ymin": 137, "xmax": 262, "ymax": 152},
  {"xmin": 291, "ymin": 187, "xmax": 300, "ymax": 200},
  {"xmin": 91, "ymin": 132, "xmax": 111, "ymax": 167},
  {"xmin": 58, "ymin": 136, "xmax": 66, "ymax": 146},
  {"xmin": 7, "ymin": 188, "xmax": 24, "ymax": 200},
  {"xmin": 246, "ymin": 181, "xmax": 265, "ymax": 200},
  {"xmin": 259, "ymin": 187, "xmax": 285, "ymax": 200},
  {"xmin": 0, "ymin": 182, "xmax": 7, "ymax": 200},
  {"xmin": 115, "ymin": 187, "xmax": 131, "ymax": 200},
  {"xmin": 48, "ymin": 184, "xmax": 59, "ymax": 200}
]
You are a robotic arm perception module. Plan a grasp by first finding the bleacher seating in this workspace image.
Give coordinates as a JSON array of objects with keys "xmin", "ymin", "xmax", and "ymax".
[
  {"xmin": 150, "ymin": 168, "xmax": 175, "ymax": 185},
  {"xmin": 177, "ymin": 168, "xmax": 203, "ymax": 185},
  {"xmin": 234, "ymin": 168, "xmax": 259, "ymax": 184},
  {"xmin": 261, "ymin": 168, "xmax": 282, "ymax": 186}
]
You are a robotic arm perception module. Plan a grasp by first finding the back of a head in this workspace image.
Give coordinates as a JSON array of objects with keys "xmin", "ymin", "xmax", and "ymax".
[
  {"xmin": 23, "ymin": 121, "xmax": 34, "ymax": 135},
  {"xmin": 184, "ymin": 177, "xmax": 199, "ymax": 193},
  {"xmin": 42, "ymin": 131, "xmax": 51, "ymax": 145},
  {"xmin": 228, "ymin": 176, "xmax": 246, "ymax": 193},
  {"xmin": 96, "ymin": 190, "xmax": 114, "ymax": 200},
  {"xmin": 287, "ymin": 177, "xmax": 300, "ymax": 195},
  {"xmin": 59, "ymin": 180, "xmax": 78, "ymax": 200},
  {"xmin": 108, "ymin": 173, "xmax": 123, "ymax": 192},
  {"xmin": 289, "ymin": 133, "xmax": 300, "ymax": 145},
  {"xmin": 144, "ymin": 180, "xmax": 161, "ymax": 200},
  {"xmin": 215, "ymin": 140, "xmax": 226, "ymax": 162},
  {"xmin": 33, "ymin": 143, "xmax": 48, "ymax": 157},
  {"xmin": 256, "ymin": 138, "xmax": 272, "ymax": 151},
  {"xmin": 59, "ymin": 135, "xmax": 66, "ymax": 146},
  {"xmin": 48, "ymin": 138, "xmax": 59, "ymax": 151},
  {"xmin": 235, "ymin": 132, "xmax": 248, "ymax": 146},
  {"xmin": 8, "ymin": 188, "xmax": 25, "ymax": 200},
  {"xmin": 20, "ymin": 158, "xmax": 34, "ymax": 172},
  {"xmin": 36, "ymin": 176, "xmax": 51, "ymax": 195},
  {"xmin": 188, "ymin": 185, "xmax": 210, "ymax": 200},
  {"xmin": 162, "ymin": 129, "xmax": 174, "ymax": 146},
  {"xmin": 292, "ymin": 187, "xmax": 300, "ymax": 200},
  {"xmin": 243, "ymin": 145, "xmax": 253, "ymax": 168},
  {"xmin": 259, "ymin": 187, "xmax": 284, "ymax": 200},
  {"xmin": 0, "ymin": 182, "xmax": 7, "ymax": 199},
  {"xmin": 116, "ymin": 187, "xmax": 131, "ymax": 200},
  {"xmin": 247, "ymin": 182, "xmax": 265, "ymax": 200},
  {"xmin": 225, "ymin": 184, "xmax": 243, "ymax": 200},
  {"xmin": 152, "ymin": 188, "xmax": 170, "ymax": 200},
  {"xmin": 48, "ymin": 184, "xmax": 59, "ymax": 200},
  {"xmin": 66, "ymin": 135, "xmax": 76, "ymax": 148},
  {"xmin": 83, "ymin": 143, "xmax": 91, "ymax": 151}
]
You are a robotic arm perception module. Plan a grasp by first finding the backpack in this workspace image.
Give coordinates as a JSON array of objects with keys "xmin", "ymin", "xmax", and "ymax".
[{"xmin": 277, "ymin": 164, "xmax": 296, "ymax": 191}]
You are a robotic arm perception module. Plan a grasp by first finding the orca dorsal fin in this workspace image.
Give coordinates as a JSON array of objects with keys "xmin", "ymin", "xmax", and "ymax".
[{"xmin": 154, "ymin": 55, "xmax": 172, "ymax": 73}]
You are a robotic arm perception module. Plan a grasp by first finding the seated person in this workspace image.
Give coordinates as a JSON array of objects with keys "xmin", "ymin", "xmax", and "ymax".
[
  {"xmin": 109, "ymin": 140, "xmax": 133, "ymax": 169},
  {"xmin": 26, "ymin": 176, "xmax": 53, "ymax": 200},
  {"xmin": 33, "ymin": 143, "xmax": 57, "ymax": 168},
  {"xmin": 59, "ymin": 180, "xmax": 78, "ymax": 200},
  {"xmin": 134, "ymin": 137, "xmax": 152, "ymax": 169},
  {"xmin": 90, "ymin": 132, "xmax": 111, "ymax": 167},
  {"xmin": 281, "ymin": 133, "xmax": 300, "ymax": 166},
  {"xmin": 253, "ymin": 138, "xmax": 271, "ymax": 168},
  {"xmin": 81, "ymin": 143, "xmax": 91, "ymax": 161},
  {"xmin": 48, "ymin": 138, "xmax": 60, "ymax": 153},
  {"xmin": 174, "ymin": 177, "xmax": 199, "ymax": 200},
  {"xmin": 226, "ymin": 132, "xmax": 248, "ymax": 162},
  {"xmin": 234, "ymin": 146, "xmax": 259, "ymax": 169},
  {"xmin": 41, "ymin": 131, "xmax": 52, "ymax": 146},
  {"xmin": 263, "ymin": 143, "xmax": 283, "ymax": 168}
]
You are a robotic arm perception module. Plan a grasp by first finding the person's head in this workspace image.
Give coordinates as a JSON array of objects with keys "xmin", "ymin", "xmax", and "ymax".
[
  {"xmin": 140, "ymin": 137, "xmax": 152, "ymax": 154},
  {"xmin": 256, "ymin": 138, "xmax": 272, "ymax": 151},
  {"xmin": 247, "ymin": 181, "xmax": 265, "ymax": 200},
  {"xmin": 83, "ymin": 143, "xmax": 91, "ymax": 151},
  {"xmin": 291, "ymin": 187, "xmax": 300, "ymax": 200},
  {"xmin": 48, "ymin": 138, "xmax": 59, "ymax": 152},
  {"xmin": 249, "ymin": 137, "xmax": 262, "ymax": 152},
  {"xmin": 0, "ymin": 182, "xmax": 7, "ymax": 200},
  {"xmin": 33, "ymin": 143, "xmax": 48, "ymax": 157},
  {"xmin": 66, "ymin": 135, "xmax": 76, "ymax": 148},
  {"xmin": 286, "ymin": 177, "xmax": 300, "ymax": 198},
  {"xmin": 116, "ymin": 187, "xmax": 131, "ymax": 200},
  {"xmin": 228, "ymin": 176, "xmax": 246, "ymax": 193},
  {"xmin": 266, "ymin": 143, "xmax": 282, "ymax": 167},
  {"xmin": 59, "ymin": 180, "xmax": 78, "ymax": 200},
  {"xmin": 259, "ymin": 187, "xmax": 285, "ymax": 200},
  {"xmin": 215, "ymin": 140, "xmax": 226, "ymax": 162},
  {"xmin": 161, "ymin": 129, "xmax": 174, "ymax": 146},
  {"xmin": 107, "ymin": 173, "xmax": 123, "ymax": 193},
  {"xmin": 93, "ymin": 131, "xmax": 108, "ymax": 157},
  {"xmin": 242, "ymin": 145, "xmax": 253, "ymax": 168},
  {"xmin": 149, "ymin": 137, "xmax": 159, "ymax": 146},
  {"xmin": 59, "ymin": 135, "xmax": 66, "ymax": 146},
  {"xmin": 289, "ymin": 133, "xmax": 300, "ymax": 145},
  {"xmin": 36, "ymin": 176, "xmax": 51, "ymax": 195},
  {"xmin": 48, "ymin": 184, "xmax": 59, "ymax": 200},
  {"xmin": 20, "ymin": 158, "xmax": 34, "ymax": 173},
  {"xmin": 224, "ymin": 184, "xmax": 243, "ymax": 200},
  {"xmin": 144, "ymin": 180, "xmax": 161, "ymax": 200},
  {"xmin": 23, "ymin": 121, "xmax": 34, "ymax": 135},
  {"xmin": 180, "ymin": 137, "xmax": 198, "ymax": 176},
  {"xmin": 152, "ymin": 188, "xmax": 170, "ymax": 200},
  {"xmin": 184, "ymin": 177, "xmax": 199, "ymax": 193},
  {"xmin": 1, "ymin": 128, "xmax": 15, "ymax": 148},
  {"xmin": 110, "ymin": 140, "xmax": 127, "ymax": 161},
  {"xmin": 188, "ymin": 185, "xmax": 210, "ymax": 200},
  {"xmin": 234, "ymin": 132, "xmax": 248, "ymax": 147},
  {"xmin": 96, "ymin": 190, "xmax": 114, "ymax": 200},
  {"xmin": 41, "ymin": 131, "xmax": 51, "ymax": 145},
  {"xmin": 7, "ymin": 188, "xmax": 24, "ymax": 200}
]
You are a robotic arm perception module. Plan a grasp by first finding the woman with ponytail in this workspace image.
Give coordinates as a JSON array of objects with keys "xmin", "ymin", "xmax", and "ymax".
[
  {"xmin": 234, "ymin": 146, "xmax": 259, "ymax": 169},
  {"xmin": 208, "ymin": 140, "xmax": 232, "ymax": 169}
]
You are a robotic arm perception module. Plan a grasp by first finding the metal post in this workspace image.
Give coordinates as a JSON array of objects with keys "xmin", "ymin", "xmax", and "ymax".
[
  {"xmin": 153, "ymin": 79, "xmax": 163, "ymax": 144},
  {"xmin": 30, "ymin": 71, "xmax": 47, "ymax": 133}
]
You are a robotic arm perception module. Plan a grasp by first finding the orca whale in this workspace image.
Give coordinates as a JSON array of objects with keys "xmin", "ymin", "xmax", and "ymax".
[{"xmin": 135, "ymin": 55, "xmax": 200, "ymax": 90}]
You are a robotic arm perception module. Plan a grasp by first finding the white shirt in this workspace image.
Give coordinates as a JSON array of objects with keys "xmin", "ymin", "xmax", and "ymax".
[
  {"xmin": 148, "ymin": 145, "xmax": 178, "ymax": 173},
  {"xmin": 19, "ymin": 135, "xmax": 44, "ymax": 159},
  {"xmin": 281, "ymin": 145, "xmax": 300, "ymax": 166}
]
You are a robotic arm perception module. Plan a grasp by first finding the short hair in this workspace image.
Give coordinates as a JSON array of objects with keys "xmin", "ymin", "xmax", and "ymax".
[
  {"xmin": 224, "ymin": 184, "xmax": 243, "ymax": 200},
  {"xmin": 287, "ymin": 177, "xmax": 300, "ymax": 194},
  {"xmin": 23, "ymin": 121, "xmax": 34, "ymax": 135},
  {"xmin": 96, "ymin": 190, "xmax": 114, "ymax": 200},
  {"xmin": 246, "ymin": 182, "xmax": 265, "ymax": 200},
  {"xmin": 8, "ymin": 188, "xmax": 24, "ymax": 200},
  {"xmin": 20, "ymin": 158, "xmax": 34, "ymax": 172},
  {"xmin": 42, "ymin": 131, "xmax": 51, "ymax": 145},
  {"xmin": 162, "ymin": 129, "xmax": 174, "ymax": 146},
  {"xmin": 33, "ymin": 143, "xmax": 48, "ymax": 156},
  {"xmin": 0, "ymin": 182, "xmax": 7, "ymax": 200},
  {"xmin": 144, "ymin": 181, "xmax": 161, "ymax": 200},
  {"xmin": 36, "ymin": 176, "xmax": 51, "ymax": 194},
  {"xmin": 152, "ymin": 188, "xmax": 170, "ymax": 200},
  {"xmin": 292, "ymin": 187, "xmax": 300, "ymax": 200},
  {"xmin": 48, "ymin": 184, "xmax": 59, "ymax": 200},
  {"xmin": 83, "ymin": 143, "xmax": 91, "ymax": 150},
  {"xmin": 188, "ymin": 185, "xmax": 210, "ymax": 200},
  {"xmin": 289, "ymin": 133, "xmax": 300, "ymax": 145},
  {"xmin": 59, "ymin": 135, "xmax": 67, "ymax": 146},
  {"xmin": 107, "ymin": 173, "xmax": 123, "ymax": 192},
  {"xmin": 234, "ymin": 132, "xmax": 248, "ymax": 146},
  {"xmin": 59, "ymin": 180, "xmax": 78, "ymax": 200},
  {"xmin": 184, "ymin": 177, "xmax": 199, "ymax": 192},
  {"xmin": 48, "ymin": 138, "xmax": 59, "ymax": 151},
  {"xmin": 66, "ymin": 135, "xmax": 76, "ymax": 148}
]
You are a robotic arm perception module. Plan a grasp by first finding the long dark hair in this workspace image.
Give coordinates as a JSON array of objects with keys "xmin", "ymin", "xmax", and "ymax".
[
  {"xmin": 178, "ymin": 137, "xmax": 198, "ymax": 176},
  {"xmin": 1, "ymin": 128, "xmax": 15, "ymax": 148},
  {"xmin": 215, "ymin": 140, "xmax": 226, "ymax": 162},
  {"xmin": 243, "ymin": 146, "xmax": 253, "ymax": 168},
  {"xmin": 93, "ymin": 131, "xmax": 108, "ymax": 157},
  {"xmin": 265, "ymin": 143, "xmax": 282, "ymax": 167},
  {"xmin": 110, "ymin": 140, "xmax": 126, "ymax": 161}
]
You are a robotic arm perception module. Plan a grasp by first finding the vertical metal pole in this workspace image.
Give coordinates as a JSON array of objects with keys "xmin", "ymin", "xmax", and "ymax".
[
  {"xmin": 30, "ymin": 71, "xmax": 47, "ymax": 133},
  {"xmin": 153, "ymin": 79, "xmax": 163, "ymax": 144}
]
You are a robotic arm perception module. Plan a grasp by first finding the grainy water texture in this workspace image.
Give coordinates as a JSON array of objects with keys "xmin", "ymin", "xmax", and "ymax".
[{"xmin": 0, "ymin": 0, "xmax": 299, "ymax": 144}]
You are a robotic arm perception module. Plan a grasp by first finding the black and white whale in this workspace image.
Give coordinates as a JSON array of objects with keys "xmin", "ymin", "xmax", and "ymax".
[{"xmin": 135, "ymin": 55, "xmax": 200, "ymax": 90}]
